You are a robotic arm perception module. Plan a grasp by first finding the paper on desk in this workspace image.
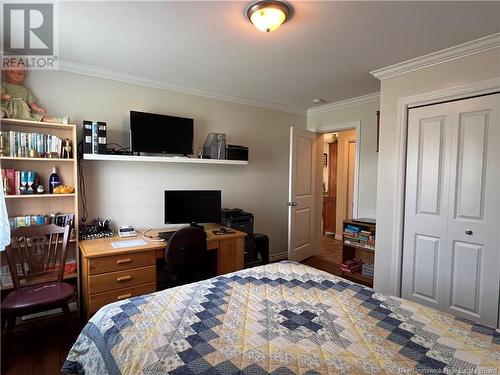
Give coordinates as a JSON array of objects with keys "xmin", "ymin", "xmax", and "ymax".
[{"xmin": 111, "ymin": 239, "xmax": 147, "ymax": 249}]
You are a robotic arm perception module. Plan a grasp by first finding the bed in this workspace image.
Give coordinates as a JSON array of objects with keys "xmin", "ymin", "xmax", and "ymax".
[{"xmin": 62, "ymin": 261, "xmax": 499, "ymax": 374}]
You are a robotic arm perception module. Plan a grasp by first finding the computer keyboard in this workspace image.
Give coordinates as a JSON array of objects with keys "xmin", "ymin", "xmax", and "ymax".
[{"xmin": 158, "ymin": 231, "xmax": 174, "ymax": 241}]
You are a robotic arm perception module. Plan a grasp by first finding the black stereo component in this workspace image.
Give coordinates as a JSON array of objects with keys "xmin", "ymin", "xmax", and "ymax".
[
  {"xmin": 106, "ymin": 148, "xmax": 134, "ymax": 155},
  {"xmin": 226, "ymin": 145, "xmax": 249, "ymax": 161},
  {"xmin": 82, "ymin": 120, "xmax": 107, "ymax": 154}
]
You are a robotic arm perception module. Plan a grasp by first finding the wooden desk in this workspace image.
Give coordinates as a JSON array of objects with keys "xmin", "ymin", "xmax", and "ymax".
[{"xmin": 79, "ymin": 225, "xmax": 246, "ymax": 318}]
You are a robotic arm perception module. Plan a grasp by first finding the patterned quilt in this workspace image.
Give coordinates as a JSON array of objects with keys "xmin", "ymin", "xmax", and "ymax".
[{"xmin": 62, "ymin": 262, "xmax": 500, "ymax": 374}]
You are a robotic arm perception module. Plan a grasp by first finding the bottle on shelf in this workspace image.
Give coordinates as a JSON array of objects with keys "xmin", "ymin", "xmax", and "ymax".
[{"xmin": 49, "ymin": 166, "xmax": 60, "ymax": 193}]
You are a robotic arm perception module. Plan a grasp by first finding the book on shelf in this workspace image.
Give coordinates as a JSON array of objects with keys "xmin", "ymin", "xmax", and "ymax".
[
  {"xmin": 341, "ymin": 259, "xmax": 364, "ymax": 273},
  {"xmin": 0, "ymin": 259, "xmax": 77, "ymax": 288},
  {"xmin": 345, "ymin": 224, "xmax": 360, "ymax": 233},
  {"xmin": 362, "ymin": 263, "xmax": 374, "ymax": 277},
  {"xmin": 9, "ymin": 213, "xmax": 74, "ymax": 229},
  {"xmin": 1, "ymin": 168, "xmax": 42, "ymax": 195},
  {"xmin": 4, "ymin": 130, "xmax": 70, "ymax": 159},
  {"xmin": 341, "ymin": 265, "xmax": 362, "ymax": 273},
  {"xmin": 3, "ymin": 168, "xmax": 16, "ymax": 194}
]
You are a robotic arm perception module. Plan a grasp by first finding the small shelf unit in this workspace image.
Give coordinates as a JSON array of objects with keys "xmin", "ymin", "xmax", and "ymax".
[
  {"xmin": 83, "ymin": 153, "xmax": 248, "ymax": 165},
  {"xmin": 341, "ymin": 219, "xmax": 376, "ymax": 287},
  {"xmin": 0, "ymin": 118, "xmax": 80, "ymax": 316}
]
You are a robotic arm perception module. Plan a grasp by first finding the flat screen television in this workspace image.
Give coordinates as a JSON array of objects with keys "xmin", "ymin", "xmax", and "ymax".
[
  {"xmin": 165, "ymin": 190, "xmax": 221, "ymax": 225},
  {"xmin": 130, "ymin": 111, "xmax": 193, "ymax": 155}
]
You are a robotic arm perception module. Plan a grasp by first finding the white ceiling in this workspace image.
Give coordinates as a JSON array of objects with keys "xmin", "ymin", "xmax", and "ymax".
[{"xmin": 59, "ymin": 1, "xmax": 500, "ymax": 112}]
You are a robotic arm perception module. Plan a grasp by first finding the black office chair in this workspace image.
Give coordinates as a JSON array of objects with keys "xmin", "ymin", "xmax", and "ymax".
[{"xmin": 159, "ymin": 227, "xmax": 214, "ymax": 288}]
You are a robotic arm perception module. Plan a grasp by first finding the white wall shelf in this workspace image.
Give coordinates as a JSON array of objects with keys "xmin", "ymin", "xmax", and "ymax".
[{"xmin": 83, "ymin": 153, "xmax": 248, "ymax": 165}]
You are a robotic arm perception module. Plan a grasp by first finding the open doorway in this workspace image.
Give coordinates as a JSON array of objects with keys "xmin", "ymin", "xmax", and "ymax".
[{"xmin": 303, "ymin": 127, "xmax": 358, "ymax": 275}]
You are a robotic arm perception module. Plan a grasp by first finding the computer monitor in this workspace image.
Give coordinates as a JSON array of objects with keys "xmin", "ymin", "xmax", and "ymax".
[{"xmin": 164, "ymin": 190, "xmax": 221, "ymax": 227}]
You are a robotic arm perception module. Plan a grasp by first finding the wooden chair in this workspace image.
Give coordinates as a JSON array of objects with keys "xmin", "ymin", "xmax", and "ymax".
[{"xmin": 1, "ymin": 224, "xmax": 75, "ymax": 335}]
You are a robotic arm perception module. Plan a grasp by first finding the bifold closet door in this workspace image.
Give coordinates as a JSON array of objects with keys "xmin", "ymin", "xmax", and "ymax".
[{"xmin": 402, "ymin": 93, "xmax": 500, "ymax": 327}]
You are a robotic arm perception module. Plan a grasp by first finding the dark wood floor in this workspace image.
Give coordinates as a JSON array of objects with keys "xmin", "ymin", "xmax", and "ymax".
[
  {"xmin": 301, "ymin": 235, "xmax": 342, "ymax": 276},
  {"xmin": 1, "ymin": 316, "xmax": 83, "ymax": 375}
]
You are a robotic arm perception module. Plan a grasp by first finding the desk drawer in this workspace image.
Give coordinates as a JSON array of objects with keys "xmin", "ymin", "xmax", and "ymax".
[
  {"xmin": 89, "ymin": 265, "xmax": 156, "ymax": 294},
  {"xmin": 89, "ymin": 282, "xmax": 156, "ymax": 315},
  {"xmin": 89, "ymin": 252, "xmax": 156, "ymax": 275}
]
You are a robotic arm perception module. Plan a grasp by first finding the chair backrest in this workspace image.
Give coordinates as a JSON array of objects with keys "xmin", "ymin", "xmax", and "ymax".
[
  {"xmin": 5, "ymin": 224, "xmax": 71, "ymax": 289},
  {"xmin": 165, "ymin": 227, "xmax": 208, "ymax": 276}
]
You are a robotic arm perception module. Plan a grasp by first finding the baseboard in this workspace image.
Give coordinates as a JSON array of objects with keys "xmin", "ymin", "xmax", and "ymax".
[{"xmin": 269, "ymin": 251, "xmax": 288, "ymax": 262}]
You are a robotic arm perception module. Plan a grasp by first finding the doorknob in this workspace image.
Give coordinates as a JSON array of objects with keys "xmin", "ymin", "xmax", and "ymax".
[
  {"xmin": 286, "ymin": 202, "xmax": 298, "ymax": 207},
  {"xmin": 465, "ymin": 229, "xmax": 473, "ymax": 235}
]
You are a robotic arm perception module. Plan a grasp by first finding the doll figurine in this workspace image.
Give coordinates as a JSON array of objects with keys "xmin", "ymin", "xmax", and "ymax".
[{"xmin": 1, "ymin": 69, "xmax": 68, "ymax": 124}]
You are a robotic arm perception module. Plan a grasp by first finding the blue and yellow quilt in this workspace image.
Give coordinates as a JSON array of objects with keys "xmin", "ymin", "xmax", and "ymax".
[{"xmin": 62, "ymin": 262, "xmax": 500, "ymax": 374}]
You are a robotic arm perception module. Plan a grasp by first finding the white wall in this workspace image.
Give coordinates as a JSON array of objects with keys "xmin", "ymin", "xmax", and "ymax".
[
  {"xmin": 307, "ymin": 100, "xmax": 379, "ymax": 219},
  {"xmin": 23, "ymin": 70, "xmax": 306, "ymax": 257},
  {"xmin": 374, "ymin": 48, "xmax": 500, "ymax": 295}
]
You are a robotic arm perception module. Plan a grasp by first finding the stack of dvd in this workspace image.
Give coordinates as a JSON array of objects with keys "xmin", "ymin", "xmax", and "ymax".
[{"xmin": 362, "ymin": 263, "xmax": 374, "ymax": 278}]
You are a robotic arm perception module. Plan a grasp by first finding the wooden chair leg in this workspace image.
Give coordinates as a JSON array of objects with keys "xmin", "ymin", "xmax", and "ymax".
[{"xmin": 61, "ymin": 303, "xmax": 72, "ymax": 329}]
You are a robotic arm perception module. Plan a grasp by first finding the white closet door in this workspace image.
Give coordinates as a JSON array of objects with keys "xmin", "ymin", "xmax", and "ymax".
[{"xmin": 402, "ymin": 93, "xmax": 500, "ymax": 327}]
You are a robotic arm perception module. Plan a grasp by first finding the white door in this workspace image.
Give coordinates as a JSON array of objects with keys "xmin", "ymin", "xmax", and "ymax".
[
  {"xmin": 288, "ymin": 127, "xmax": 318, "ymax": 261},
  {"xmin": 402, "ymin": 93, "xmax": 500, "ymax": 327}
]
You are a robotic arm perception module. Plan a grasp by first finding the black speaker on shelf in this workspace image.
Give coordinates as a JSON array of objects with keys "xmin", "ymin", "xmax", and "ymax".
[{"xmin": 226, "ymin": 145, "xmax": 248, "ymax": 161}]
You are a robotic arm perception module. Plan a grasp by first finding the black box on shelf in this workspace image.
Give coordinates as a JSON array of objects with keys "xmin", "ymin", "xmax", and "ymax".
[
  {"xmin": 82, "ymin": 121, "xmax": 93, "ymax": 154},
  {"xmin": 83, "ymin": 120, "xmax": 107, "ymax": 154},
  {"xmin": 226, "ymin": 145, "xmax": 248, "ymax": 161}
]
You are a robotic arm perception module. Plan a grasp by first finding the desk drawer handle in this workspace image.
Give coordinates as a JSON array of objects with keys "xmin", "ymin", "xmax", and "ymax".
[
  {"xmin": 117, "ymin": 275, "xmax": 132, "ymax": 282},
  {"xmin": 117, "ymin": 293, "xmax": 132, "ymax": 300},
  {"xmin": 117, "ymin": 258, "xmax": 132, "ymax": 264}
]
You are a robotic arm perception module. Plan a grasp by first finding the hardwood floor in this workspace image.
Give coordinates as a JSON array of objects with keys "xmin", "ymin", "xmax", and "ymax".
[
  {"xmin": 1, "ymin": 316, "xmax": 83, "ymax": 375},
  {"xmin": 301, "ymin": 235, "xmax": 342, "ymax": 276}
]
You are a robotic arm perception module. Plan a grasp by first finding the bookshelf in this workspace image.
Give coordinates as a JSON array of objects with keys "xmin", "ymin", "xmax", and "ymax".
[
  {"xmin": 0, "ymin": 118, "xmax": 79, "ymax": 315},
  {"xmin": 341, "ymin": 219, "xmax": 376, "ymax": 287}
]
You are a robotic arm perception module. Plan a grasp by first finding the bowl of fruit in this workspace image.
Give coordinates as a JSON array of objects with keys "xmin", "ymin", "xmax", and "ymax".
[{"xmin": 53, "ymin": 185, "xmax": 75, "ymax": 194}]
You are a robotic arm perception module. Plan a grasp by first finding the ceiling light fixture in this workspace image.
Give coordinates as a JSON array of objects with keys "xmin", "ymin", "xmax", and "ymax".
[{"xmin": 247, "ymin": 1, "xmax": 291, "ymax": 33}]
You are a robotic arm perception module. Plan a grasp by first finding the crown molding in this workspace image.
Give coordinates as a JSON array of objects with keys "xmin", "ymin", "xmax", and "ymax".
[
  {"xmin": 58, "ymin": 59, "xmax": 306, "ymax": 115},
  {"xmin": 370, "ymin": 33, "xmax": 500, "ymax": 80},
  {"xmin": 307, "ymin": 92, "xmax": 380, "ymax": 116}
]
